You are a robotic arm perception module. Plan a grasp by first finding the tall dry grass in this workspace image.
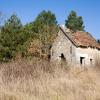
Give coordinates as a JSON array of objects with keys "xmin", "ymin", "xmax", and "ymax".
[{"xmin": 0, "ymin": 58, "xmax": 100, "ymax": 100}]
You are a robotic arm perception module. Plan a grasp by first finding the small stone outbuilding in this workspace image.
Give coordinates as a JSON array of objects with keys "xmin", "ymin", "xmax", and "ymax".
[{"xmin": 50, "ymin": 25, "xmax": 100, "ymax": 67}]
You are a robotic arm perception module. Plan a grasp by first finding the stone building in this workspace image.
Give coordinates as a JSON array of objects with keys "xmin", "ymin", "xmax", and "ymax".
[{"xmin": 50, "ymin": 25, "xmax": 100, "ymax": 67}]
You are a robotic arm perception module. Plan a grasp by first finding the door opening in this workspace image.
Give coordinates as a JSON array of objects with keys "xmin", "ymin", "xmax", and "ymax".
[
  {"xmin": 80, "ymin": 57, "xmax": 85, "ymax": 65},
  {"xmin": 60, "ymin": 53, "xmax": 66, "ymax": 60},
  {"xmin": 90, "ymin": 59, "xmax": 93, "ymax": 65},
  {"xmin": 59, "ymin": 53, "xmax": 66, "ymax": 67}
]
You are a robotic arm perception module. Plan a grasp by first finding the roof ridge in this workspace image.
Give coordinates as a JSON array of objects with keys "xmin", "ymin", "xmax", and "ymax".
[{"xmin": 59, "ymin": 26, "xmax": 100, "ymax": 49}]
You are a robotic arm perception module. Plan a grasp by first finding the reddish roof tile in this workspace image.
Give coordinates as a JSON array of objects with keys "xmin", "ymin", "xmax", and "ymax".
[{"xmin": 60, "ymin": 26, "xmax": 100, "ymax": 49}]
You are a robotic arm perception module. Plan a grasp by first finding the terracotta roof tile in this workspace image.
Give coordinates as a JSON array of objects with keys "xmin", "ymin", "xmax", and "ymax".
[{"xmin": 60, "ymin": 26, "xmax": 100, "ymax": 49}]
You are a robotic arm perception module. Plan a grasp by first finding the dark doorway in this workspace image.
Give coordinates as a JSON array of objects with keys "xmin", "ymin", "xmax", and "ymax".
[
  {"xmin": 80, "ymin": 57, "xmax": 85, "ymax": 65},
  {"xmin": 90, "ymin": 59, "xmax": 93, "ymax": 65},
  {"xmin": 60, "ymin": 53, "xmax": 66, "ymax": 60},
  {"xmin": 60, "ymin": 53, "xmax": 67, "ymax": 67}
]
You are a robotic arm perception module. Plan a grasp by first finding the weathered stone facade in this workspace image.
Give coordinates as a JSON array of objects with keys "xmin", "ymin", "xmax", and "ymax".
[
  {"xmin": 51, "ymin": 28, "xmax": 76, "ymax": 65},
  {"xmin": 51, "ymin": 26, "xmax": 100, "ymax": 67},
  {"xmin": 75, "ymin": 47, "xmax": 100, "ymax": 66}
]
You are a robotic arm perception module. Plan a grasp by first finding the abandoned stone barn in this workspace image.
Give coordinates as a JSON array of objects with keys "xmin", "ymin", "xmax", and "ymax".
[{"xmin": 50, "ymin": 25, "xmax": 100, "ymax": 66}]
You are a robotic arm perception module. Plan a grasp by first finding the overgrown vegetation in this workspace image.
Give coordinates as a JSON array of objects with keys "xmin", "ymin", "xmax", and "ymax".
[
  {"xmin": 0, "ymin": 10, "xmax": 87, "ymax": 62},
  {"xmin": 0, "ymin": 10, "xmax": 100, "ymax": 100},
  {"xmin": 0, "ymin": 11, "xmax": 58, "ymax": 62},
  {"xmin": 0, "ymin": 14, "xmax": 23, "ymax": 61},
  {"xmin": 0, "ymin": 59, "xmax": 100, "ymax": 100}
]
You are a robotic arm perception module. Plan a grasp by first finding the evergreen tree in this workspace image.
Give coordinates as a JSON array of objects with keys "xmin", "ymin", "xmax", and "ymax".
[
  {"xmin": 0, "ymin": 14, "xmax": 23, "ymax": 61},
  {"xmin": 65, "ymin": 10, "xmax": 84, "ymax": 32},
  {"xmin": 3, "ymin": 14, "xmax": 22, "ymax": 33},
  {"xmin": 33, "ymin": 10, "xmax": 57, "ymax": 33}
]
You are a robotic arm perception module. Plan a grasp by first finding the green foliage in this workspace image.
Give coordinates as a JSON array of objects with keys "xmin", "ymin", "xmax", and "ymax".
[
  {"xmin": 22, "ymin": 23, "xmax": 39, "ymax": 40},
  {"xmin": 32, "ymin": 10, "xmax": 58, "ymax": 58},
  {"xmin": 0, "ymin": 14, "xmax": 23, "ymax": 61},
  {"xmin": 0, "ymin": 11, "xmax": 58, "ymax": 62},
  {"xmin": 33, "ymin": 10, "xmax": 57, "ymax": 33},
  {"xmin": 65, "ymin": 10, "xmax": 85, "ymax": 32},
  {"xmin": 3, "ymin": 14, "xmax": 22, "ymax": 33}
]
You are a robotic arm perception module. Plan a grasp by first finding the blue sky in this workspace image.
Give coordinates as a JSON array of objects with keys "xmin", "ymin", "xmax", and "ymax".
[{"xmin": 0, "ymin": 0, "xmax": 100, "ymax": 39}]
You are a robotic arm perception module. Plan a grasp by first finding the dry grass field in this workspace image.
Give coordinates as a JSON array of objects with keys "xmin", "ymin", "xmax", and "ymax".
[{"xmin": 0, "ymin": 58, "xmax": 100, "ymax": 100}]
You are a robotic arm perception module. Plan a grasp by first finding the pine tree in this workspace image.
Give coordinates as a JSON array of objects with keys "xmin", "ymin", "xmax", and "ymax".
[
  {"xmin": 65, "ymin": 10, "xmax": 84, "ymax": 32},
  {"xmin": 0, "ymin": 14, "xmax": 22, "ymax": 61}
]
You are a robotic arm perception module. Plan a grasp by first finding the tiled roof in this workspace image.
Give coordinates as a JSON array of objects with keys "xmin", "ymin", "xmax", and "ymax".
[{"xmin": 60, "ymin": 26, "xmax": 100, "ymax": 49}]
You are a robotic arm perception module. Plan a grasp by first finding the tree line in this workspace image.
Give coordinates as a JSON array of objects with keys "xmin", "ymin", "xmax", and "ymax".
[
  {"xmin": 0, "ymin": 10, "xmax": 90, "ymax": 62},
  {"xmin": 0, "ymin": 10, "xmax": 59, "ymax": 61}
]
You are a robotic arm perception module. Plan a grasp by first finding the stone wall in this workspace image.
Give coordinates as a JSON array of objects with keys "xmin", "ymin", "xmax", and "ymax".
[
  {"xmin": 50, "ymin": 30, "xmax": 76, "ymax": 65},
  {"xmin": 50, "ymin": 29, "xmax": 100, "ymax": 67},
  {"xmin": 75, "ymin": 47, "xmax": 100, "ymax": 67}
]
